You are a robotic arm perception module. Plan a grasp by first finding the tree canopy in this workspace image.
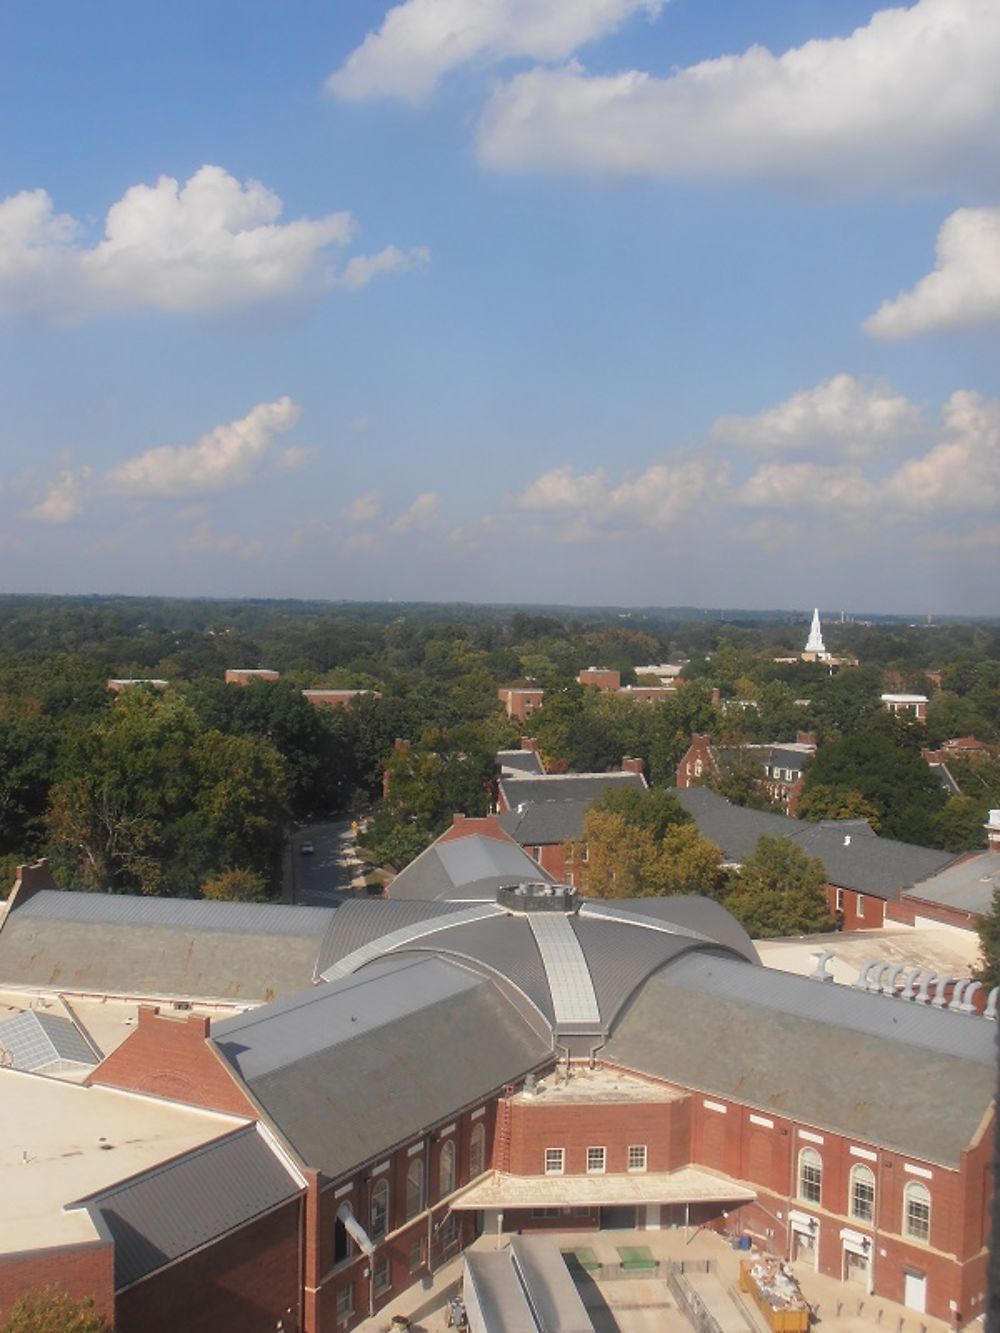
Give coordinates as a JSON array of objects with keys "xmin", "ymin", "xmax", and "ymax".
[{"xmin": 724, "ymin": 835, "xmax": 834, "ymax": 939}]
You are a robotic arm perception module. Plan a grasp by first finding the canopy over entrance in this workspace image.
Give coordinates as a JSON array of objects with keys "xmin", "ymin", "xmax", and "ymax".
[{"xmin": 451, "ymin": 1168, "xmax": 755, "ymax": 1210}]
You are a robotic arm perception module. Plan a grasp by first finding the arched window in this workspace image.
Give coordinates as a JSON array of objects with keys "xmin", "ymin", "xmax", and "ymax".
[
  {"xmin": 469, "ymin": 1123, "xmax": 486, "ymax": 1179},
  {"xmin": 439, "ymin": 1140, "xmax": 456, "ymax": 1198},
  {"xmin": 405, "ymin": 1158, "xmax": 425, "ymax": 1221},
  {"xmin": 370, "ymin": 1178, "xmax": 389, "ymax": 1242},
  {"xmin": 797, "ymin": 1148, "xmax": 822, "ymax": 1205},
  {"xmin": 903, "ymin": 1181, "xmax": 931, "ymax": 1243},
  {"xmin": 849, "ymin": 1164, "xmax": 875, "ymax": 1223}
]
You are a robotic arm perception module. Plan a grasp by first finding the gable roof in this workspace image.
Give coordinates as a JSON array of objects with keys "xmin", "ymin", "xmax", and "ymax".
[
  {"xmin": 499, "ymin": 771, "xmax": 646, "ymax": 812},
  {"xmin": 387, "ymin": 830, "xmax": 553, "ymax": 901},
  {"xmin": 672, "ymin": 787, "xmax": 957, "ymax": 899},
  {"xmin": 605, "ymin": 952, "xmax": 996, "ymax": 1167},
  {"xmin": 497, "ymin": 749, "xmax": 546, "ymax": 777},
  {"xmin": 0, "ymin": 889, "xmax": 338, "ymax": 1002},
  {"xmin": 212, "ymin": 956, "xmax": 551, "ymax": 1178},
  {"xmin": 498, "ymin": 800, "xmax": 595, "ymax": 847},
  {"xmin": 906, "ymin": 852, "xmax": 1000, "ymax": 916},
  {"xmin": 0, "ymin": 1009, "xmax": 101, "ymax": 1072},
  {"xmin": 80, "ymin": 1126, "xmax": 300, "ymax": 1289}
]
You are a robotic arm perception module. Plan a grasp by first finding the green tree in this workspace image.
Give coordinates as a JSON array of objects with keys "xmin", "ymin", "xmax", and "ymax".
[
  {"xmin": 801, "ymin": 731, "xmax": 945, "ymax": 844},
  {"xmin": 201, "ymin": 867, "xmax": 269, "ymax": 902},
  {"xmin": 724, "ymin": 835, "xmax": 834, "ymax": 938},
  {"xmin": 1, "ymin": 1286, "xmax": 111, "ymax": 1333},
  {"xmin": 797, "ymin": 784, "xmax": 882, "ymax": 832},
  {"xmin": 975, "ymin": 884, "xmax": 1000, "ymax": 990}
]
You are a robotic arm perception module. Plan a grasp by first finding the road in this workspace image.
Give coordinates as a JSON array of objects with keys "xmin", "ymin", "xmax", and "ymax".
[{"xmin": 289, "ymin": 817, "xmax": 368, "ymax": 907}]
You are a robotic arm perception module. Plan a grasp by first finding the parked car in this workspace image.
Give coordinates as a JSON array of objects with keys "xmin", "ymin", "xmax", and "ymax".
[{"xmin": 299, "ymin": 840, "xmax": 315, "ymax": 855}]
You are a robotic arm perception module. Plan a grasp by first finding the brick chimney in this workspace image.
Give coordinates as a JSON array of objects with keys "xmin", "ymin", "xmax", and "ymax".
[
  {"xmin": 520, "ymin": 737, "xmax": 539, "ymax": 752},
  {"xmin": 622, "ymin": 756, "xmax": 645, "ymax": 776},
  {"xmin": 796, "ymin": 731, "xmax": 818, "ymax": 749},
  {"xmin": 4, "ymin": 858, "xmax": 57, "ymax": 915},
  {"xmin": 711, "ymin": 687, "xmax": 721, "ymax": 708}
]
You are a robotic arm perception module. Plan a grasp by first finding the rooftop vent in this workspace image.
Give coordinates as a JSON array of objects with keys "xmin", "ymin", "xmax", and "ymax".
[{"xmin": 496, "ymin": 881, "xmax": 579, "ymax": 915}]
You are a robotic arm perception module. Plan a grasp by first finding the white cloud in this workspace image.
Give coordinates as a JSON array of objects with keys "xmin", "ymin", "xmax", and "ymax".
[
  {"xmin": 513, "ymin": 456, "xmax": 718, "ymax": 536},
  {"xmin": 22, "ymin": 468, "xmax": 92, "ymax": 524},
  {"xmin": 277, "ymin": 446, "xmax": 317, "ymax": 471},
  {"xmin": 342, "ymin": 531, "xmax": 380, "ymax": 554},
  {"xmin": 176, "ymin": 521, "xmax": 263, "ymax": 560},
  {"xmin": 106, "ymin": 398, "xmax": 301, "ymax": 499},
  {"xmin": 478, "ymin": 0, "xmax": 1000, "ymax": 191},
  {"xmin": 345, "ymin": 491, "xmax": 381, "ymax": 524},
  {"xmin": 712, "ymin": 374, "xmax": 924, "ymax": 458},
  {"xmin": 737, "ymin": 461, "xmax": 874, "ymax": 510},
  {"xmin": 339, "ymin": 245, "xmax": 429, "ymax": 291},
  {"xmin": 389, "ymin": 491, "xmax": 442, "ymax": 533},
  {"xmin": 328, "ymin": 0, "xmax": 662, "ymax": 103},
  {"xmin": 0, "ymin": 166, "xmax": 421, "ymax": 322},
  {"xmin": 884, "ymin": 389, "xmax": 1000, "ymax": 511},
  {"xmin": 865, "ymin": 206, "xmax": 1000, "ymax": 338}
]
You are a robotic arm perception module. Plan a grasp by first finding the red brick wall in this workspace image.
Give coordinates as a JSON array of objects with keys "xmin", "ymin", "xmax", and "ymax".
[
  {"xmin": 889, "ymin": 895, "xmax": 980, "ymax": 932},
  {"xmin": 505, "ymin": 1095, "xmax": 690, "ymax": 1176},
  {"xmin": 826, "ymin": 884, "xmax": 886, "ymax": 931},
  {"xmin": 578, "ymin": 670, "xmax": 620, "ymax": 692},
  {"xmin": 676, "ymin": 735, "xmax": 716, "ymax": 789},
  {"xmin": 0, "ymin": 1243, "xmax": 114, "ymax": 1326},
  {"xmin": 87, "ymin": 1008, "xmax": 258, "ymax": 1118},
  {"xmin": 115, "ymin": 1198, "xmax": 302, "ymax": 1333}
]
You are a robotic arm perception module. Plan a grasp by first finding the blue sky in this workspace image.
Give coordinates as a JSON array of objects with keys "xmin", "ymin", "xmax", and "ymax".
[{"xmin": 2, "ymin": 0, "xmax": 999, "ymax": 613}]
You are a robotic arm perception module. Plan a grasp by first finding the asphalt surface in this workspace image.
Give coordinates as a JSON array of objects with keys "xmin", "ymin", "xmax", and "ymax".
[{"xmin": 290, "ymin": 817, "xmax": 367, "ymax": 907}]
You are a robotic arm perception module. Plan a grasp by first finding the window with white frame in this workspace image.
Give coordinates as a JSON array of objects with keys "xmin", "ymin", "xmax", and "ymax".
[
  {"xmin": 336, "ymin": 1285, "xmax": 354, "ymax": 1318},
  {"xmin": 857, "ymin": 893, "xmax": 866, "ymax": 918},
  {"xmin": 797, "ymin": 1147, "xmax": 822, "ymax": 1205},
  {"xmin": 903, "ymin": 1181, "xmax": 931, "ymax": 1243},
  {"xmin": 370, "ymin": 1178, "xmax": 390, "ymax": 1242},
  {"xmin": 835, "ymin": 887, "xmax": 844, "ymax": 913},
  {"xmin": 849, "ymin": 1164, "xmax": 875, "ymax": 1223},
  {"xmin": 628, "ymin": 1145, "xmax": 648, "ymax": 1173},
  {"xmin": 438, "ymin": 1139, "xmax": 456, "ymax": 1198},
  {"xmin": 405, "ymin": 1158, "xmax": 424, "ymax": 1220},
  {"xmin": 373, "ymin": 1256, "xmax": 391, "ymax": 1295},
  {"xmin": 469, "ymin": 1122, "xmax": 486, "ymax": 1179},
  {"xmin": 544, "ymin": 1147, "xmax": 564, "ymax": 1175},
  {"xmin": 586, "ymin": 1146, "xmax": 606, "ymax": 1174}
]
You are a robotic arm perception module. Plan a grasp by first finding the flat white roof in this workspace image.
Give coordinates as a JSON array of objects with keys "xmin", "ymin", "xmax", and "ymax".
[
  {"xmin": 453, "ymin": 1168, "xmax": 754, "ymax": 1210},
  {"xmin": 0, "ymin": 1069, "xmax": 248, "ymax": 1253},
  {"xmin": 881, "ymin": 693, "xmax": 928, "ymax": 704},
  {"xmin": 514, "ymin": 1068, "xmax": 682, "ymax": 1106}
]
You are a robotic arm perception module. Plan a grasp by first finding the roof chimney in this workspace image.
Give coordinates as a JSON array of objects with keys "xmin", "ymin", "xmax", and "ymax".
[
  {"xmin": 622, "ymin": 756, "xmax": 645, "ymax": 776},
  {"xmin": 520, "ymin": 737, "xmax": 539, "ymax": 752}
]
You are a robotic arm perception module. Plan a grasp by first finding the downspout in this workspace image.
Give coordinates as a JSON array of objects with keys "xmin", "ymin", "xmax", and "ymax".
[{"xmin": 426, "ymin": 1135, "xmax": 434, "ymax": 1275}]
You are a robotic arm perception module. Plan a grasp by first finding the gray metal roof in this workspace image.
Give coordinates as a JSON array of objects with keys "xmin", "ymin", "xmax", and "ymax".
[
  {"xmin": 605, "ymin": 952, "xmax": 997, "ymax": 1166},
  {"xmin": 213, "ymin": 957, "xmax": 551, "ymax": 1178},
  {"xmin": 465, "ymin": 1238, "xmax": 593, "ymax": 1333},
  {"xmin": 673, "ymin": 787, "xmax": 957, "ymax": 898},
  {"xmin": 0, "ymin": 1009, "xmax": 101, "ymax": 1072},
  {"xmin": 500, "ymin": 772, "xmax": 646, "ymax": 812},
  {"xmin": 321, "ymin": 903, "xmax": 504, "ymax": 981},
  {"xmin": 387, "ymin": 833, "xmax": 553, "ymax": 901},
  {"xmin": 80, "ymin": 1127, "xmax": 300, "ymax": 1289},
  {"xmin": 315, "ymin": 899, "xmax": 465, "ymax": 975},
  {"xmin": 498, "ymin": 800, "xmax": 595, "ymax": 847},
  {"xmin": 527, "ymin": 914, "xmax": 601, "ymax": 1027},
  {"xmin": 905, "ymin": 852, "xmax": 1000, "ymax": 915},
  {"xmin": 0, "ymin": 890, "xmax": 337, "ymax": 1003},
  {"xmin": 497, "ymin": 750, "xmax": 546, "ymax": 777}
]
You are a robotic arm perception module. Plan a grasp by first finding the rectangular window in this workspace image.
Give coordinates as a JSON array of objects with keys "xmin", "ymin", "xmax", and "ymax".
[
  {"xmin": 857, "ymin": 893, "xmax": 866, "ymax": 918},
  {"xmin": 336, "ymin": 1285, "xmax": 354, "ymax": 1318},
  {"xmin": 532, "ymin": 846, "xmax": 542, "ymax": 863},
  {"xmin": 628, "ymin": 1145, "xmax": 647, "ymax": 1173},
  {"xmin": 544, "ymin": 1147, "xmax": 564, "ymax": 1175},
  {"xmin": 835, "ymin": 888, "xmax": 844, "ymax": 913},
  {"xmin": 408, "ymin": 1236, "xmax": 425, "ymax": 1272},
  {"xmin": 587, "ymin": 1146, "xmax": 606, "ymax": 1175},
  {"xmin": 373, "ymin": 1257, "xmax": 391, "ymax": 1295},
  {"xmin": 531, "ymin": 1207, "xmax": 560, "ymax": 1218}
]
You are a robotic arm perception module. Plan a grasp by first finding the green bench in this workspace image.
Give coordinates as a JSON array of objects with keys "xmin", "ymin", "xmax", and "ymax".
[{"xmin": 616, "ymin": 1245, "xmax": 658, "ymax": 1272}]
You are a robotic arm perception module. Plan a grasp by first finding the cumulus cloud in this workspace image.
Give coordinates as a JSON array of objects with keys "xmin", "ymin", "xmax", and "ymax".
[
  {"xmin": 106, "ymin": 398, "xmax": 301, "ymax": 499},
  {"xmin": 277, "ymin": 445, "xmax": 317, "ymax": 472},
  {"xmin": 738, "ymin": 461, "xmax": 874, "ymax": 510},
  {"xmin": 884, "ymin": 390, "xmax": 1000, "ymax": 511},
  {"xmin": 22, "ymin": 468, "xmax": 92, "ymax": 524},
  {"xmin": 389, "ymin": 491, "xmax": 442, "ymax": 534},
  {"xmin": 339, "ymin": 244, "xmax": 430, "ymax": 291},
  {"xmin": 712, "ymin": 374, "xmax": 924, "ymax": 458},
  {"xmin": 345, "ymin": 491, "xmax": 381, "ymax": 524},
  {"xmin": 328, "ymin": 0, "xmax": 662, "ymax": 103},
  {"xmin": 176, "ymin": 521, "xmax": 263, "ymax": 560},
  {"xmin": 0, "ymin": 166, "xmax": 423, "ymax": 323},
  {"xmin": 513, "ymin": 457, "xmax": 719, "ymax": 536},
  {"xmin": 865, "ymin": 206, "xmax": 1000, "ymax": 338},
  {"xmin": 478, "ymin": 0, "xmax": 1000, "ymax": 191}
]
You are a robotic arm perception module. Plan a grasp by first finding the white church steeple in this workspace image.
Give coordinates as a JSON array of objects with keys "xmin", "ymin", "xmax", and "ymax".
[{"xmin": 804, "ymin": 608, "xmax": 826, "ymax": 656}]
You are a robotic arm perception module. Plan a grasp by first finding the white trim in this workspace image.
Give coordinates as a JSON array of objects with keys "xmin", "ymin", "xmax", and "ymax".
[
  {"xmin": 850, "ymin": 1146, "xmax": 877, "ymax": 1162},
  {"xmin": 788, "ymin": 1209, "xmax": 818, "ymax": 1229},
  {"xmin": 255, "ymin": 1121, "xmax": 308, "ymax": 1189},
  {"xmin": 334, "ymin": 1182, "xmax": 354, "ymax": 1200},
  {"xmin": 798, "ymin": 1130, "xmax": 824, "ymax": 1145},
  {"xmin": 408, "ymin": 1141, "xmax": 425, "ymax": 1157},
  {"xmin": 372, "ymin": 1160, "xmax": 390, "ymax": 1176},
  {"xmin": 471, "ymin": 1107, "xmax": 486, "ymax": 1120},
  {"xmin": 703, "ymin": 1099, "xmax": 727, "ymax": 1114},
  {"xmin": 439, "ymin": 1124, "xmax": 457, "ymax": 1138},
  {"xmin": 749, "ymin": 1114, "xmax": 773, "ymax": 1129},
  {"xmin": 904, "ymin": 1164, "xmax": 933, "ymax": 1180}
]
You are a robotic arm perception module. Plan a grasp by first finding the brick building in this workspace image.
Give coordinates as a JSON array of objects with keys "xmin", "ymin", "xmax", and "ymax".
[
  {"xmin": 676, "ymin": 733, "xmax": 818, "ymax": 816},
  {"xmin": 0, "ymin": 862, "xmax": 993, "ymax": 1329},
  {"xmin": 302, "ymin": 688, "xmax": 381, "ymax": 709},
  {"xmin": 498, "ymin": 686, "xmax": 545, "ymax": 722},
  {"xmin": 882, "ymin": 693, "xmax": 929, "ymax": 722},
  {"xmin": 225, "ymin": 668, "xmax": 281, "ymax": 685}
]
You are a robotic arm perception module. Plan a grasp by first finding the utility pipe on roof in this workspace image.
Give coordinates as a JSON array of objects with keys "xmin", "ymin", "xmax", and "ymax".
[
  {"xmin": 900, "ymin": 968, "xmax": 922, "ymax": 1001},
  {"xmin": 932, "ymin": 975, "xmax": 956, "ymax": 1009},
  {"xmin": 915, "ymin": 973, "xmax": 938, "ymax": 1006},
  {"xmin": 883, "ymin": 964, "xmax": 905, "ymax": 997},
  {"xmin": 985, "ymin": 988, "xmax": 999, "ymax": 1021},
  {"xmin": 867, "ymin": 962, "xmax": 890, "ymax": 993},
  {"xmin": 960, "ymin": 981, "xmax": 982, "ymax": 1015},
  {"xmin": 948, "ymin": 980, "xmax": 970, "ymax": 1012},
  {"xmin": 853, "ymin": 960, "xmax": 878, "ymax": 990}
]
